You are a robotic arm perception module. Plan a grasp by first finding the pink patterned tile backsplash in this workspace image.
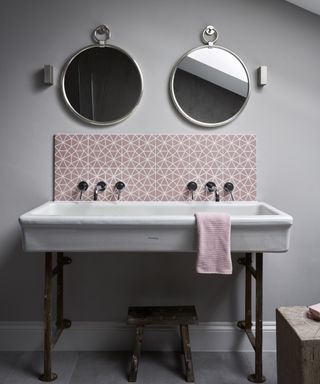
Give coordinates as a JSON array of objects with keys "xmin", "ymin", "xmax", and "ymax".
[{"xmin": 54, "ymin": 134, "xmax": 256, "ymax": 201}]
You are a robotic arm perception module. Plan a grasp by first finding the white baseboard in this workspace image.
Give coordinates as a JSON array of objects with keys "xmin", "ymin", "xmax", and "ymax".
[{"xmin": 0, "ymin": 321, "xmax": 276, "ymax": 352}]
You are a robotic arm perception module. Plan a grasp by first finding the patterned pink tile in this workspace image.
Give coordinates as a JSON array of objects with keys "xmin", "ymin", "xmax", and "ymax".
[
  {"xmin": 122, "ymin": 185, "xmax": 156, "ymax": 201},
  {"xmin": 221, "ymin": 168, "xmax": 256, "ymax": 201},
  {"xmin": 154, "ymin": 184, "xmax": 187, "ymax": 201},
  {"xmin": 221, "ymin": 135, "xmax": 256, "ymax": 169},
  {"xmin": 155, "ymin": 135, "xmax": 191, "ymax": 170},
  {"xmin": 121, "ymin": 168, "xmax": 156, "ymax": 201},
  {"xmin": 121, "ymin": 135, "xmax": 157, "ymax": 169},
  {"xmin": 54, "ymin": 134, "xmax": 256, "ymax": 201},
  {"xmin": 88, "ymin": 135, "xmax": 122, "ymax": 169},
  {"xmin": 122, "ymin": 168, "xmax": 156, "ymax": 185},
  {"xmin": 55, "ymin": 134, "xmax": 89, "ymax": 169},
  {"xmin": 54, "ymin": 168, "xmax": 89, "ymax": 201}
]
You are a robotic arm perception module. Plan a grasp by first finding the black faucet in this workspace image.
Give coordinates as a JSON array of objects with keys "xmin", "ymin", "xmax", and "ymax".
[
  {"xmin": 77, "ymin": 181, "xmax": 88, "ymax": 200},
  {"xmin": 94, "ymin": 181, "xmax": 106, "ymax": 201},
  {"xmin": 187, "ymin": 181, "xmax": 198, "ymax": 200},
  {"xmin": 224, "ymin": 182, "xmax": 235, "ymax": 201},
  {"xmin": 205, "ymin": 182, "xmax": 220, "ymax": 202},
  {"xmin": 114, "ymin": 181, "xmax": 125, "ymax": 200}
]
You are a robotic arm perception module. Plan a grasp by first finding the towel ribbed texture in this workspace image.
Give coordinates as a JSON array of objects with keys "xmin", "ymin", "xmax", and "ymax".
[{"xmin": 195, "ymin": 212, "xmax": 232, "ymax": 274}]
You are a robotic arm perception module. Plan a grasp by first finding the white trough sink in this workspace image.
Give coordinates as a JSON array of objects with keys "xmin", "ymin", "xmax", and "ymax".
[{"xmin": 19, "ymin": 201, "xmax": 293, "ymax": 253}]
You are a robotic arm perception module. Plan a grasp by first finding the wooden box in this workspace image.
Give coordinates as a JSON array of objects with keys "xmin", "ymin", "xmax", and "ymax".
[{"xmin": 276, "ymin": 306, "xmax": 320, "ymax": 384}]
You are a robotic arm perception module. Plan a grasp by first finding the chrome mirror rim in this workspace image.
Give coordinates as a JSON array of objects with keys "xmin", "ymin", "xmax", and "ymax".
[
  {"xmin": 170, "ymin": 45, "xmax": 251, "ymax": 128},
  {"xmin": 61, "ymin": 44, "xmax": 143, "ymax": 126}
]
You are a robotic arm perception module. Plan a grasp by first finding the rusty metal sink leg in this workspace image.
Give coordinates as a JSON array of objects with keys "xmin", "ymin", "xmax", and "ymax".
[
  {"xmin": 237, "ymin": 253, "xmax": 266, "ymax": 383},
  {"xmin": 39, "ymin": 252, "xmax": 72, "ymax": 382}
]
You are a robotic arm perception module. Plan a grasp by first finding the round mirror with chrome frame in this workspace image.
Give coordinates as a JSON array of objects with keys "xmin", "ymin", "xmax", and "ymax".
[
  {"xmin": 61, "ymin": 25, "xmax": 143, "ymax": 126},
  {"xmin": 170, "ymin": 26, "xmax": 250, "ymax": 128}
]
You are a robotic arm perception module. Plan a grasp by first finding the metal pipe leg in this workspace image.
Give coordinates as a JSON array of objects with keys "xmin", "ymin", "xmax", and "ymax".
[
  {"xmin": 39, "ymin": 253, "xmax": 57, "ymax": 382},
  {"xmin": 56, "ymin": 253, "xmax": 64, "ymax": 329},
  {"xmin": 248, "ymin": 253, "xmax": 265, "ymax": 383},
  {"xmin": 237, "ymin": 253, "xmax": 252, "ymax": 331},
  {"xmin": 58, "ymin": 254, "xmax": 72, "ymax": 330},
  {"xmin": 245, "ymin": 253, "xmax": 252, "ymax": 328}
]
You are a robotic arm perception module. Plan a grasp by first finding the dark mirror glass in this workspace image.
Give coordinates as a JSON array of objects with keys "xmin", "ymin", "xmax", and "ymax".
[
  {"xmin": 170, "ymin": 46, "xmax": 250, "ymax": 127},
  {"xmin": 62, "ymin": 46, "xmax": 143, "ymax": 125}
]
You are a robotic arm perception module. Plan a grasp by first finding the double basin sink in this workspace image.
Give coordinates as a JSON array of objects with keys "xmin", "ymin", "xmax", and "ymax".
[{"xmin": 19, "ymin": 201, "xmax": 293, "ymax": 253}]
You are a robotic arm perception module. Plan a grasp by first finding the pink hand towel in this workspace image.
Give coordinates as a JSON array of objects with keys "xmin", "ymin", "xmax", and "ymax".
[{"xmin": 195, "ymin": 212, "xmax": 232, "ymax": 274}]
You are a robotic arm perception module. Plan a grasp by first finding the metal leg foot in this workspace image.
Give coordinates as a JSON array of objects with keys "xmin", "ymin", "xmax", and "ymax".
[
  {"xmin": 63, "ymin": 256, "xmax": 72, "ymax": 265},
  {"xmin": 248, "ymin": 373, "xmax": 266, "ymax": 383},
  {"xmin": 63, "ymin": 319, "xmax": 72, "ymax": 328},
  {"xmin": 39, "ymin": 373, "xmax": 58, "ymax": 382},
  {"xmin": 237, "ymin": 320, "xmax": 253, "ymax": 329}
]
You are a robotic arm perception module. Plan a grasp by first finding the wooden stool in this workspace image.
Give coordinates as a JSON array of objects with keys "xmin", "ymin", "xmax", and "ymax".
[
  {"xmin": 127, "ymin": 305, "xmax": 198, "ymax": 382},
  {"xmin": 276, "ymin": 306, "xmax": 320, "ymax": 384}
]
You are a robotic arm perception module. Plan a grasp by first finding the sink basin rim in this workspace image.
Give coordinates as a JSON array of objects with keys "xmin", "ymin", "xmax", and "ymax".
[
  {"xmin": 19, "ymin": 200, "xmax": 293, "ymax": 253},
  {"xmin": 19, "ymin": 201, "xmax": 293, "ymax": 227}
]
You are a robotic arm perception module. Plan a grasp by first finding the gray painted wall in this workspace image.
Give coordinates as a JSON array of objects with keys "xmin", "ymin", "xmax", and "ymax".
[{"xmin": 0, "ymin": 0, "xmax": 319, "ymax": 324}]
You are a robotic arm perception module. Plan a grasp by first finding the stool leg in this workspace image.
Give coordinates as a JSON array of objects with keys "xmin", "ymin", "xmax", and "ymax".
[
  {"xmin": 180, "ymin": 325, "xmax": 195, "ymax": 382},
  {"xmin": 128, "ymin": 326, "xmax": 144, "ymax": 382}
]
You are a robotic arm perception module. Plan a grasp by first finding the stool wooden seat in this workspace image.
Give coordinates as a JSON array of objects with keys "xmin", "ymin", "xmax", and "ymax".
[{"xmin": 127, "ymin": 305, "xmax": 198, "ymax": 382}]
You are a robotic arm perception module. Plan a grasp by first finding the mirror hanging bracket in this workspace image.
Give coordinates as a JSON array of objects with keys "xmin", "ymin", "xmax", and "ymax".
[
  {"xmin": 92, "ymin": 24, "xmax": 111, "ymax": 46},
  {"xmin": 201, "ymin": 25, "xmax": 219, "ymax": 47}
]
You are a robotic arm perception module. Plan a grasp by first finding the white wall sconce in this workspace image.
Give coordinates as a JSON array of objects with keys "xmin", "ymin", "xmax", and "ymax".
[
  {"xmin": 44, "ymin": 65, "xmax": 54, "ymax": 85},
  {"xmin": 257, "ymin": 66, "xmax": 267, "ymax": 86}
]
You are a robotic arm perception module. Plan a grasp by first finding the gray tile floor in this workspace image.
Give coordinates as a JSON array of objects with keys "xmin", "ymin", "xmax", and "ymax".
[{"xmin": 0, "ymin": 352, "xmax": 277, "ymax": 384}]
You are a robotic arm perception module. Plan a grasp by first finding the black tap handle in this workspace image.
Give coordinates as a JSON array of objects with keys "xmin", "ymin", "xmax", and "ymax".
[
  {"xmin": 223, "ymin": 182, "xmax": 234, "ymax": 193},
  {"xmin": 187, "ymin": 181, "xmax": 197, "ymax": 201},
  {"xmin": 224, "ymin": 182, "xmax": 234, "ymax": 201},
  {"xmin": 78, "ymin": 181, "xmax": 88, "ymax": 200},
  {"xmin": 187, "ymin": 181, "xmax": 198, "ymax": 191},
  {"xmin": 115, "ymin": 181, "xmax": 125, "ymax": 191},
  {"xmin": 78, "ymin": 181, "xmax": 88, "ymax": 191}
]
